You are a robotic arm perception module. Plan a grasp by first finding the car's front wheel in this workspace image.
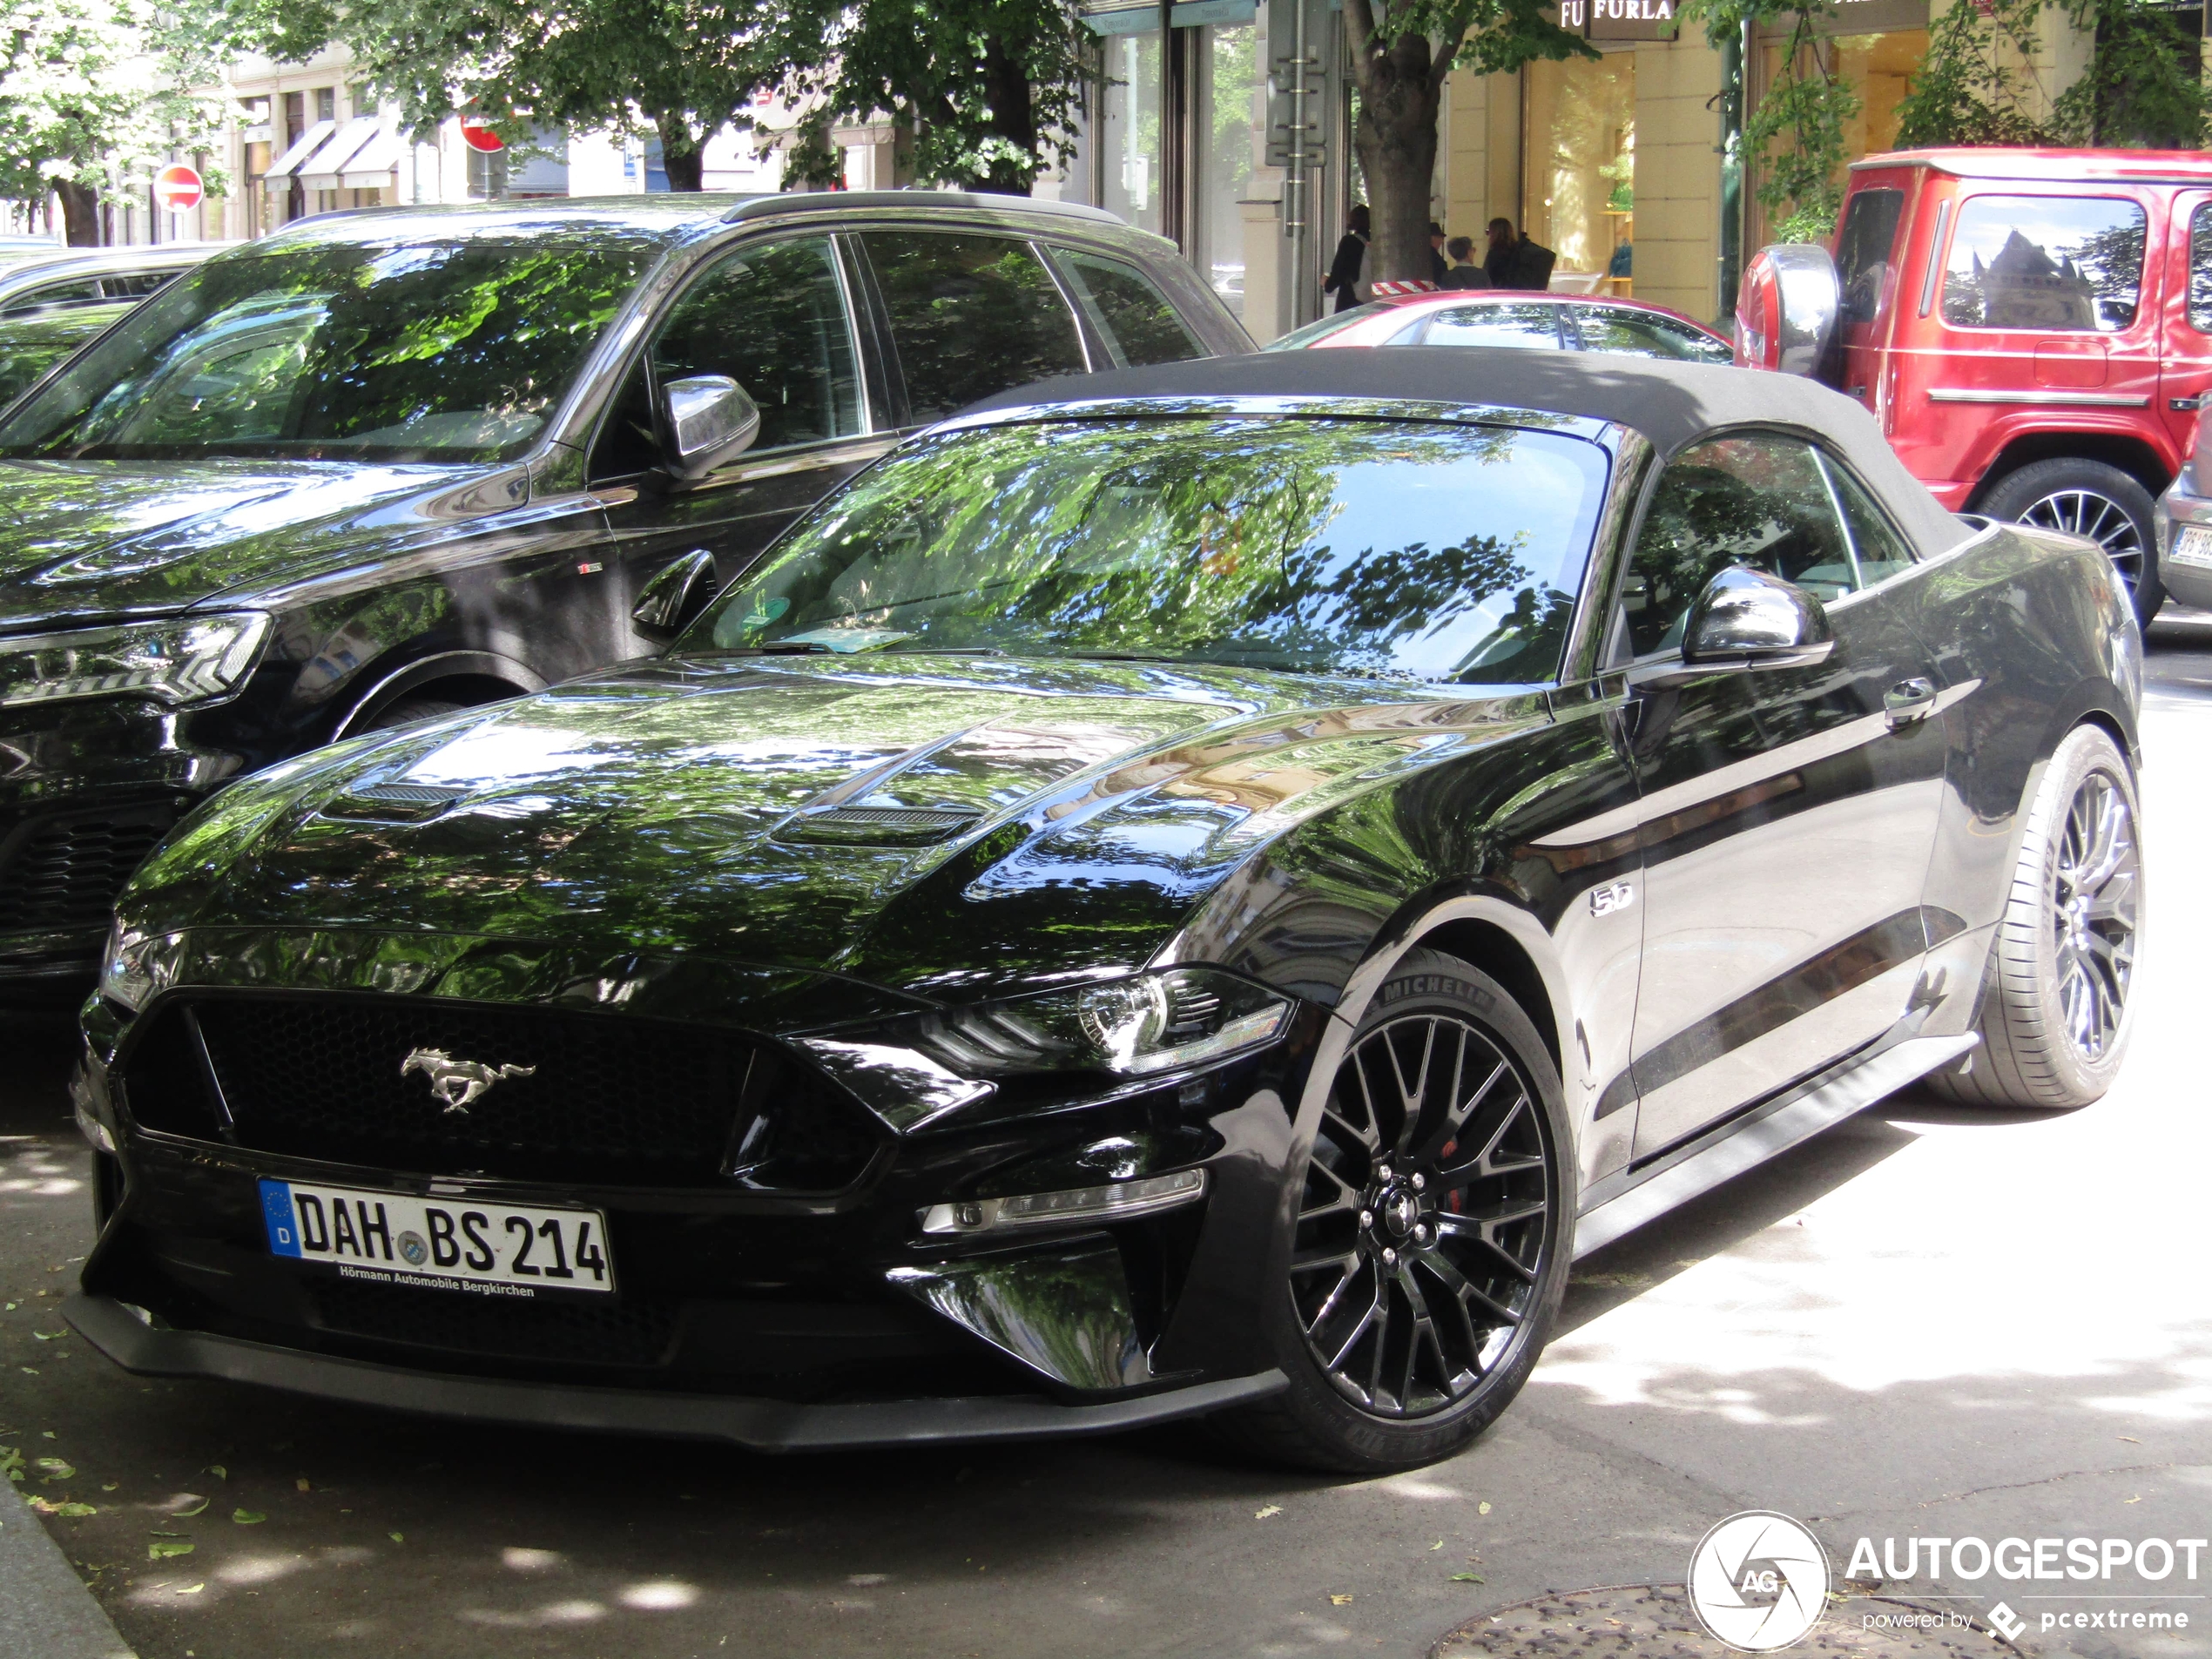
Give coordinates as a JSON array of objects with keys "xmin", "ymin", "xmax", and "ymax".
[
  {"xmin": 1218, "ymin": 950, "xmax": 1573, "ymax": 1473},
  {"xmin": 1927, "ymin": 724, "xmax": 2142, "ymax": 1109}
]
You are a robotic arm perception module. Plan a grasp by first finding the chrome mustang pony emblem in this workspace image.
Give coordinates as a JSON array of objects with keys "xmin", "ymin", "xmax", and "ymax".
[{"xmin": 401, "ymin": 1048, "xmax": 536, "ymax": 1114}]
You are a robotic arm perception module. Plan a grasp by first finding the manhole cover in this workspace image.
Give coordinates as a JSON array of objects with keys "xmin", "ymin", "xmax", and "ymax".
[{"xmin": 1431, "ymin": 1584, "xmax": 2024, "ymax": 1657}]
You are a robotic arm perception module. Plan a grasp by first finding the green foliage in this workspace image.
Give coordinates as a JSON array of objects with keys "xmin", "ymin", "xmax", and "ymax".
[
  {"xmin": 816, "ymin": 0, "xmax": 1091, "ymax": 192},
  {"xmin": 1681, "ymin": 0, "xmax": 1856, "ymax": 242},
  {"xmin": 2054, "ymin": 0, "xmax": 2211, "ymax": 147},
  {"xmin": 1892, "ymin": 0, "xmax": 2060, "ymax": 145}
]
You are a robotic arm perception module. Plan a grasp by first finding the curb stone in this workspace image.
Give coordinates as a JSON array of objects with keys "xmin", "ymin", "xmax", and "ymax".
[{"xmin": 0, "ymin": 1474, "xmax": 136, "ymax": 1659}]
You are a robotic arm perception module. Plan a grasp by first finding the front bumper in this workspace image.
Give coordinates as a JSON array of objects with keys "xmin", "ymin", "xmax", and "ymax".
[{"xmin": 64, "ymin": 1292, "xmax": 1285, "ymax": 1452}]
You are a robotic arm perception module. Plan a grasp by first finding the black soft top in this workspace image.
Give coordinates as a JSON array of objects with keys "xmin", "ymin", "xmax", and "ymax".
[{"xmin": 962, "ymin": 347, "xmax": 1968, "ymax": 558}]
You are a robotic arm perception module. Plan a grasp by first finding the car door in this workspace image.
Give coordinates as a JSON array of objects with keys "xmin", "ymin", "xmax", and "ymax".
[
  {"xmin": 585, "ymin": 233, "xmax": 895, "ymax": 621},
  {"xmin": 1621, "ymin": 431, "xmax": 1949, "ymax": 1160},
  {"xmin": 2158, "ymin": 193, "xmax": 2212, "ymax": 466},
  {"xmin": 853, "ymin": 231, "xmax": 1094, "ymax": 426}
]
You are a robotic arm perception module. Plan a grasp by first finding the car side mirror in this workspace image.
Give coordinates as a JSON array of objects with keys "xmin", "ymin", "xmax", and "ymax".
[
  {"xmin": 659, "ymin": 374, "xmax": 761, "ymax": 482},
  {"xmin": 631, "ymin": 548, "xmax": 718, "ymax": 641},
  {"xmin": 1681, "ymin": 566, "xmax": 1835, "ymax": 671}
]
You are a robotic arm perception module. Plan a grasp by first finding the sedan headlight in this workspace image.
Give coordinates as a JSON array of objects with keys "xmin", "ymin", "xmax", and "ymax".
[
  {"xmin": 797, "ymin": 968, "xmax": 1291, "ymax": 1132},
  {"xmin": 98, "ymin": 921, "xmax": 185, "ymax": 1013},
  {"xmin": 0, "ymin": 611, "xmax": 269, "ymax": 710}
]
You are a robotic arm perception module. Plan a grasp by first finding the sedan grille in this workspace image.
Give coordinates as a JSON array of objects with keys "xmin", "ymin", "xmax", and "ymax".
[
  {"xmin": 121, "ymin": 995, "xmax": 881, "ymax": 1190},
  {"xmin": 0, "ymin": 809, "xmax": 171, "ymax": 934}
]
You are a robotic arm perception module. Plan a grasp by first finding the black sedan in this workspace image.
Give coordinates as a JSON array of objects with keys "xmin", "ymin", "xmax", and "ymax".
[
  {"xmin": 0, "ymin": 192, "xmax": 1240, "ymax": 999},
  {"xmin": 67, "ymin": 350, "xmax": 2141, "ymax": 1472}
]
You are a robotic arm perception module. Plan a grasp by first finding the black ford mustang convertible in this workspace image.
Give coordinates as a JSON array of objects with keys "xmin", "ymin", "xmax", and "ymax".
[{"xmin": 67, "ymin": 351, "xmax": 2141, "ymax": 1471}]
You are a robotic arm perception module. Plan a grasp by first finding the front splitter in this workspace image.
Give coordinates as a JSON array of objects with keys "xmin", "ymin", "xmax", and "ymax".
[{"xmin": 64, "ymin": 1291, "xmax": 1285, "ymax": 1453}]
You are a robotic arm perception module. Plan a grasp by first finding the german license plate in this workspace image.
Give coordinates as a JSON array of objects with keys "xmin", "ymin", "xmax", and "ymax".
[
  {"xmin": 2173, "ymin": 524, "xmax": 2212, "ymax": 569},
  {"xmin": 257, "ymin": 1178, "xmax": 615, "ymax": 1297}
]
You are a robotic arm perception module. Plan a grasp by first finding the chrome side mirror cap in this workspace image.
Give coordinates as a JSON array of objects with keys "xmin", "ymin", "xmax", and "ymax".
[
  {"xmin": 631, "ymin": 548, "xmax": 718, "ymax": 641},
  {"xmin": 1681, "ymin": 565, "xmax": 1835, "ymax": 671},
  {"xmin": 659, "ymin": 374, "xmax": 761, "ymax": 482}
]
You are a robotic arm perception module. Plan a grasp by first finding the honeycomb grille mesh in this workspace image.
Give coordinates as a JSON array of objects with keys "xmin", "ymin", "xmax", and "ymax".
[{"xmin": 0, "ymin": 813, "xmax": 168, "ymax": 933}]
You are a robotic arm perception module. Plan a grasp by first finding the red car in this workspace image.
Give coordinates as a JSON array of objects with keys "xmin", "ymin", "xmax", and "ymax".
[
  {"xmin": 1268, "ymin": 289, "xmax": 1735, "ymax": 362},
  {"xmin": 1738, "ymin": 147, "xmax": 2212, "ymax": 624}
]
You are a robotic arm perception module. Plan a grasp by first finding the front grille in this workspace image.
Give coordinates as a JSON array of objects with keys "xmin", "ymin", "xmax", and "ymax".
[
  {"xmin": 307, "ymin": 1277, "xmax": 678, "ymax": 1367},
  {"xmin": 0, "ymin": 810, "xmax": 171, "ymax": 933},
  {"xmin": 123, "ymin": 995, "xmax": 883, "ymax": 1189}
]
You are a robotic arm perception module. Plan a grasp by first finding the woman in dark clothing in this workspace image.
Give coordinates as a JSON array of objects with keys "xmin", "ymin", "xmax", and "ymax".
[{"xmin": 1324, "ymin": 204, "xmax": 1370, "ymax": 314}]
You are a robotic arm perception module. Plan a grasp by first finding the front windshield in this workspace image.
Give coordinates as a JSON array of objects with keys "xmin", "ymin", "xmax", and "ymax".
[
  {"xmin": 689, "ymin": 416, "xmax": 1608, "ymax": 684},
  {"xmin": 0, "ymin": 235, "xmax": 658, "ymax": 463}
]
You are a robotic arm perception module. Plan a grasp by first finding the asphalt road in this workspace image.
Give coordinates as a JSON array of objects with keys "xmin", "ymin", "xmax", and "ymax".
[{"xmin": 6, "ymin": 621, "xmax": 2211, "ymax": 1659}]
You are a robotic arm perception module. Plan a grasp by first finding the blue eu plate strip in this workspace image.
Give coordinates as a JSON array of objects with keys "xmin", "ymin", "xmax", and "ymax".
[{"xmin": 259, "ymin": 1178, "xmax": 301, "ymax": 1257}]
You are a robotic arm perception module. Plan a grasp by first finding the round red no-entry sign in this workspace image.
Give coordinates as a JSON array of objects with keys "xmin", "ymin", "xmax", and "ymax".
[
  {"xmin": 152, "ymin": 163, "xmax": 203, "ymax": 213},
  {"xmin": 461, "ymin": 123, "xmax": 505, "ymax": 154}
]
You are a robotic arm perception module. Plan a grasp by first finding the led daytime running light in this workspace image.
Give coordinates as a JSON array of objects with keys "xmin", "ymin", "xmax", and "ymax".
[{"xmin": 920, "ymin": 1168, "xmax": 1208, "ymax": 1235}]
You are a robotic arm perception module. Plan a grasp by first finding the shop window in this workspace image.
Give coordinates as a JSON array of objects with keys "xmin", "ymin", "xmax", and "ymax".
[
  {"xmin": 1522, "ymin": 51, "xmax": 1635, "ymax": 290},
  {"xmin": 1197, "ymin": 23, "xmax": 1258, "ymax": 319},
  {"xmin": 1942, "ymin": 196, "xmax": 2146, "ymax": 333},
  {"xmin": 1096, "ymin": 29, "xmax": 1164, "ymax": 237}
]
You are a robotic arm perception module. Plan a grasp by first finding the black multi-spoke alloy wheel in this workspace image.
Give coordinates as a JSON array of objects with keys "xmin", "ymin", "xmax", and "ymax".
[
  {"xmin": 1219, "ymin": 950, "xmax": 1572, "ymax": 1472},
  {"xmin": 1928, "ymin": 724, "xmax": 2142, "ymax": 1110},
  {"xmin": 1979, "ymin": 458, "xmax": 2163, "ymax": 627}
]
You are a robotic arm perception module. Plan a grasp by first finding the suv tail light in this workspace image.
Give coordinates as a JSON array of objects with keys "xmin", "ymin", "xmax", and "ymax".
[{"xmin": 1735, "ymin": 244, "xmax": 1840, "ymax": 382}]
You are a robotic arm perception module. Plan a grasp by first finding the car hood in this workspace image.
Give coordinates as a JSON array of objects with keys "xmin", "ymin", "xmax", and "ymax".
[
  {"xmin": 0, "ymin": 455, "xmax": 504, "ymax": 630},
  {"xmin": 129, "ymin": 654, "xmax": 1545, "ymax": 1004}
]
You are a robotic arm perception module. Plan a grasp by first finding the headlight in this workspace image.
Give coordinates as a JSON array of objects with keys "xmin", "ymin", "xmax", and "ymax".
[
  {"xmin": 0, "ymin": 611, "xmax": 269, "ymax": 710},
  {"xmin": 797, "ymin": 968, "xmax": 1291, "ymax": 1132},
  {"xmin": 98, "ymin": 921, "xmax": 184, "ymax": 1012}
]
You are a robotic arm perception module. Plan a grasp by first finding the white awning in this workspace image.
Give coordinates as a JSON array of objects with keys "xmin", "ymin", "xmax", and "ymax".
[
  {"xmin": 261, "ymin": 118, "xmax": 335, "ymax": 184},
  {"xmin": 298, "ymin": 117, "xmax": 382, "ymax": 189},
  {"xmin": 338, "ymin": 126, "xmax": 402, "ymax": 188}
]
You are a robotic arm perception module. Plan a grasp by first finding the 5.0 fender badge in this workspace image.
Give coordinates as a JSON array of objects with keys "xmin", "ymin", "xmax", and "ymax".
[
  {"xmin": 1588, "ymin": 880, "xmax": 1635, "ymax": 917},
  {"xmin": 401, "ymin": 1048, "xmax": 536, "ymax": 1114}
]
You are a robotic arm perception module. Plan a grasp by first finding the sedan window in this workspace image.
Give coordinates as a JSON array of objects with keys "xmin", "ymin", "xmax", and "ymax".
[
  {"xmin": 1574, "ymin": 307, "xmax": 1730, "ymax": 363},
  {"xmin": 1625, "ymin": 432, "xmax": 1857, "ymax": 658},
  {"xmin": 860, "ymin": 233, "xmax": 1089, "ymax": 424},
  {"xmin": 1053, "ymin": 248, "xmax": 1204, "ymax": 368},
  {"xmin": 2, "ymin": 277, "xmax": 107, "ymax": 316},
  {"xmin": 694, "ymin": 416, "xmax": 1608, "ymax": 685},
  {"xmin": 1414, "ymin": 304, "xmax": 1565, "ymax": 350}
]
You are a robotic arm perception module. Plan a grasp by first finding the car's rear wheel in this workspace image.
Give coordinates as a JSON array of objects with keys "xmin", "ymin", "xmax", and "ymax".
[
  {"xmin": 1926, "ymin": 725, "xmax": 2141, "ymax": 1110},
  {"xmin": 1217, "ymin": 950, "xmax": 1573, "ymax": 1473},
  {"xmin": 1979, "ymin": 459, "xmax": 2163, "ymax": 627}
]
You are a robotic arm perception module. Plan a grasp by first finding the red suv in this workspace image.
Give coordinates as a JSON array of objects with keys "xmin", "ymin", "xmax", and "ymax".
[{"xmin": 1737, "ymin": 147, "xmax": 2212, "ymax": 624}]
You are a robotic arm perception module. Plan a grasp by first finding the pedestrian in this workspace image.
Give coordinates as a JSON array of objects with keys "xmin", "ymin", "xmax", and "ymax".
[
  {"xmin": 1325, "ymin": 205, "xmax": 1371, "ymax": 314},
  {"xmin": 1428, "ymin": 221, "xmax": 1449, "ymax": 285},
  {"xmin": 1485, "ymin": 218, "xmax": 1557, "ymax": 291},
  {"xmin": 1440, "ymin": 235, "xmax": 1490, "ymax": 289}
]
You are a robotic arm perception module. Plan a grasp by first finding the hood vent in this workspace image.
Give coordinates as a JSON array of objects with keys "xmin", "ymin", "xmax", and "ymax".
[
  {"xmin": 775, "ymin": 804, "xmax": 983, "ymax": 846},
  {"xmin": 320, "ymin": 782, "xmax": 464, "ymax": 823}
]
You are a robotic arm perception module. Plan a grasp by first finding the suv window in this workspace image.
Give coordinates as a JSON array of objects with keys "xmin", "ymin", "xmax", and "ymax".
[
  {"xmin": 1575, "ymin": 307, "xmax": 1730, "ymax": 362},
  {"xmin": 103, "ymin": 271, "xmax": 180, "ymax": 300},
  {"xmin": 1941, "ymin": 195, "xmax": 2147, "ymax": 334},
  {"xmin": 1054, "ymin": 248, "xmax": 1204, "ymax": 367},
  {"xmin": 3, "ymin": 277, "xmax": 108, "ymax": 316},
  {"xmin": 648, "ymin": 236, "xmax": 862, "ymax": 455},
  {"xmin": 1834, "ymin": 188, "xmax": 1905, "ymax": 327},
  {"xmin": 1415, "ymin": 303, "xmax": 1564, "ymax": 349},
  {"xmin": 1625, "ymin": 433, "xmax": 1858, "ymax": 658},
  {"xmin": 860, "ymin": 233, "xmax": 1087, "ymax": 424},
  {"xmin": 2190, "ymin": 204, "xmax": 2212, "ymax": 334}
]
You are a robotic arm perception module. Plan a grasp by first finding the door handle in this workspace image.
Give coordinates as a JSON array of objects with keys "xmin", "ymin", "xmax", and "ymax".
[
  {"xmin": 1884, "ymin": 677, "xmax": 1937, "ymax": 729},
  {"xmin": 2172, "ymin": 394, "xmax": 2205, "ymax": 413}
]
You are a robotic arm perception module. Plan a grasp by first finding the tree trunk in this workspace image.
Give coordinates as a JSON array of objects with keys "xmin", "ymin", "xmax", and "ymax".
[
  {"xmin": 1350, "ymin": 33, "xmax": 1443, "ymax": 284},
  {"xmin": 656, "ymin": 116, "xmax": 706, "ymax": 191},
  {"xmin": 974, "ymin": 34, "xmax": 1039, "ymax": 194},
  {"xmin": 55, "ymin": 179, "xmax": 99, "ymax": 246}
]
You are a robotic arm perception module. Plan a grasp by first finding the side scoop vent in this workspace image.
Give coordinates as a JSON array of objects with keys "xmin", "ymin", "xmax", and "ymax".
[{"xmin": 774, "ymin": 804, "xmax": 983, "ymax": 846}]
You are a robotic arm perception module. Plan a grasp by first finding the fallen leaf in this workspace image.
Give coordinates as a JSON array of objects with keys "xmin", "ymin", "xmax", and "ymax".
[
  {"xmin": 295, "ymin": 1476, "xmax": 311, "ymax": 1492},
  {"xmin": 29, "ymin": 1498, "xmax": 96, "ymax": 1517},
  {"xmin": 4, "ymin": 1302, "xmax": 15, "ymax": 1311},
  {"xmin": 390, "ymin": 1532, "xmax": 405, "ymax": 1544},
  {"xmin": 1429, "ymin": 1540, "xmax": 1445, "ymax": 1550},
  {"xmin": 172, "ymin": 1496, "xmax": 209, "ymax": 1518},
  {"xmin": 2125, "ymin": 1495, "xmax": 2141, "ymax": 1504},
  {"xmin": 204, "ymin": 1465, "xmax": 226, "ymax": 1481},
  {"xmin": 1254, "ymin": 1505, "xmax": 1282, "ymax": 1520},
  {"xmin": 100, "ymin": 1484, "xmax": 117, "ymax": 1493},
  {"xmin": 34, "ymin": 1458, "xmax": 73, "ymax": 1480},
  {"xmin": 40, "ymin": 1432, "xmax": 55, "ymax": 1440},
  {"xmin": 176, "ymin": 1583, "xmax": 206, "ymax": 1595},
  {"xmin": 232, "ymin": 1509, "xmax": 265, "ymax": 1526},
  {"xmin": 1451, "ymin": 1573, "xmax": 1486, "ymax": 1583},
  {"xmin": 19, "ymin": 1368, "xmax": 37, "ymax": 1376},
  {"xmin": 2119, "ymin": 1436, "xmax": 2141, "ymax": 1444},
  {"xmin": 1477, "ymin": 1501, "xmax": 1491, "ymax": 1515},
  {"xmin": 32, "ymin": 1332, "xmax": 64, "ymax": 1341},
  {"xmin": 147, "ymin": 1536, "xmax": 195, "ymax": 1561},
  {"xmin": 1329, "ymin": 1593, "xmax": 1353, "ymax": 1606}
]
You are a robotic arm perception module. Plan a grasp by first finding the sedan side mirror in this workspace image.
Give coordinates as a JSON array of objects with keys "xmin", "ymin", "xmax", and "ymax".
[
  {"xmin": 1681, "ymin": 566, "xmax": 1835, "ymax": 671},
  {"xmin": 631, "ymin": 548, "xmax": 719, "ymax": 642},
  {"xmin": 659, "ymin": 374, "xmax": 761, "ymax": 482}
]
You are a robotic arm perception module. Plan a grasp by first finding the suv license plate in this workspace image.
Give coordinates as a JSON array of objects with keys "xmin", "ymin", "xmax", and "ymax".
[
  {"xmin": 2173, "ymin": 524, "xmax": 2212, "ymax": 569},
  {"xmin": 258, "ymin": 1178, "xmax": 615, "ymax": 1297}
]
